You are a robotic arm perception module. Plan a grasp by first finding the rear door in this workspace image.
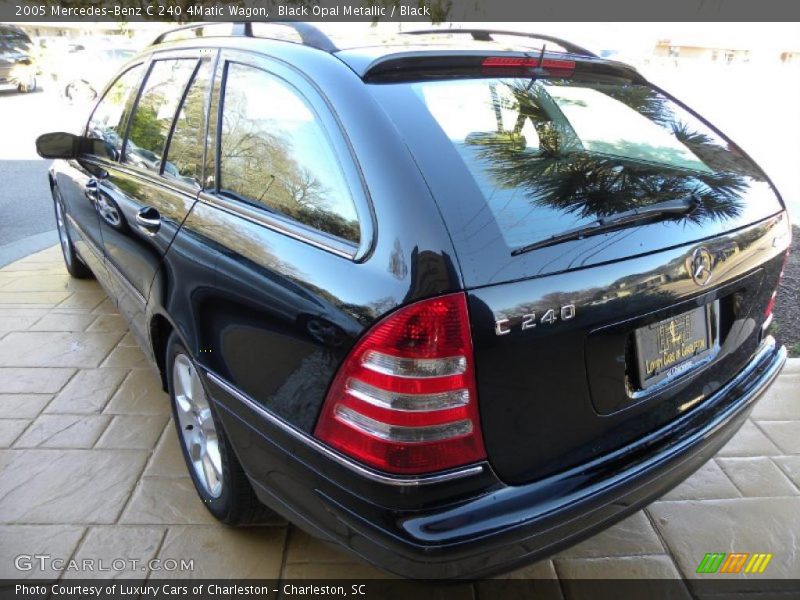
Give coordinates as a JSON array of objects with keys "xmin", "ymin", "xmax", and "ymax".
[
  {"xmin": 371, "ymin": 64, "xmax": 790, "ymax": 484},
  {"xmin": 190, "ymin": 50, "xmax": 371, "ymax": 432},
  {"xmin": 97, "ymin": 51, "xmax": 215, "ymax": 344}
]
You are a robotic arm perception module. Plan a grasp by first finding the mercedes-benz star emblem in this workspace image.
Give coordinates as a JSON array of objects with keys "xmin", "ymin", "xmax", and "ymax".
[{"xmin": 689, "ymin": 247, "xmax": 713, "ymax": 286}]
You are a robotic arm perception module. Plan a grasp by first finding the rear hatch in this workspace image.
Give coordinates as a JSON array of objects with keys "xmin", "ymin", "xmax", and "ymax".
[{"xmin": 368, "ymin": 54, "xmax": 789, "ymax": 484}]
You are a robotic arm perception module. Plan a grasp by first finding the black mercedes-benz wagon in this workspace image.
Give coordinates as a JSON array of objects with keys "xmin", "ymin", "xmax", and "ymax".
[{"xmin": 36, "ymin": 23, "xmax": 790, "ymax": 578}]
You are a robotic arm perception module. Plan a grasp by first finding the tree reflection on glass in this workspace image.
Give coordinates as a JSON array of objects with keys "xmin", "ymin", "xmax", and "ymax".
[
  {"xmin": 219, "ymin": 63, "xmax": 360, "ymax": 244},
  {"xmin": 462, "ymin": 79, "xmax": 752, "ymax": 226}
]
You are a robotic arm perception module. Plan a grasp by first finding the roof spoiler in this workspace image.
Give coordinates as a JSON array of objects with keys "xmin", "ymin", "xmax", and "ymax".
[{"xmin": 401, "ymin": 29, "xmax": 597, "ymax": 58}]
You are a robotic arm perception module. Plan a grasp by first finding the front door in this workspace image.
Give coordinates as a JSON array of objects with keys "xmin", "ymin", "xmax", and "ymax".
[{"xmin": 53, "ymin": 63, "xmax": 144, "ymax": 278}]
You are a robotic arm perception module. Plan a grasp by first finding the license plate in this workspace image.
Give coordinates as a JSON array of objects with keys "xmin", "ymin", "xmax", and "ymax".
[{"xmin": 634, "ymin": 306, "xmax": 713, "ymax": 389}]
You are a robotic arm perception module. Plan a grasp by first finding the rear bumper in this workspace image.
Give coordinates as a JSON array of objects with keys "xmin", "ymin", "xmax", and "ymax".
[{"xmin": 209, "ymin": 337, "xmax": 786, "ymax": 579}]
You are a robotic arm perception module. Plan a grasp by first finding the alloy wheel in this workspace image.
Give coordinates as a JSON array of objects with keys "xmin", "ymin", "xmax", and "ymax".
[{"xmin": 173, "ymin": 353, "xmax": 223, "ymax": 498}]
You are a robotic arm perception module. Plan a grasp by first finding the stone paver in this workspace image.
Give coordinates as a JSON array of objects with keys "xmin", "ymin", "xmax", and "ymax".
[
  {"xmin": 750, "ymin": 374, "xmax": 800, "ymax": 420},
  {"xmin": 144, "ymin": 426, "xmax": 188, "ymax": 478},
  {"xmin": 104, "ymin": 369, "xmax": 169, "ymax": 415},
  {"xmin": 45, "ymin": 367, "xmax": 129, "ymax": 414},
  {"xmin": 96, "ymin": 415, "xmax": 169, "ymax": 450},
  {"xmin": 120, "ymin": 478, "xmax": 219, "ymax": 525},
  {"xmin": 63, "ymin": 526, "xmax": 165, "ymax": 580},
  {"xmin": 556, "ymin": 557, "xmax": 691, "ymax": 600},
  {"xmin": 773, "ymin": 455, "xmax": 800, "ymax": 488},
  {"xmin": 0, "ymin": 525, "xmax": 85, "ymax": 578},
  {"xmin": 86, "ymin": 314, "xmax": 128, "ymax": 333},
  {"xmin": 157, "ymin": 526, "xmax": 286, "ymax": 578},
  {"xmin": 477, "ymin": 561, "xmax": 562, "ymax": 600},
  {"xmin": 27, "ymin": 312, "xmax": 98, "ymax": 332},
  {"xmin": 0, "ymin": 419, "xmax": 29, "ymax": 447},
  {"xmin": 716, "ymin": 457, "xmax": 798, "ymax": 497},
  {"xmin": 554, "ymin": 555, "xmax": 686, "ymax": 579},
  {"xmin": 0, "ymin": 331, "xmax": 122, "ymax": 368},
  {"xmin": 0, "ymin": 246, "xmax": 798, "ymax": 586},
  {"xmin": 101, "ymin": 344, "xmax": 151, "ymax": 369},
  {"xmin": 52, "ymin": 291, "xmax": 107, "ymax": 312},
  {"xmin": 0, "ymin": 366, "xmax": 76, "ymax": 393},
  {"xmin": 649, "ymin": 498, "xmax": 800, "ymax": 584},
  {"xmin": 14, "ymin": 414, "xmax": 111, "ymax": 448},
  {"xmin": 0, "ymin": 394, "xmax": 51, "ymax": 419},
  {"xmin": 755, "ymin": 421, "xmax": 800, "ymax": 454},
  {"xmin": 554, "ymin": 511, "xmax": 664, "ymax": 558},
  {"xmin": 0, "ymin": 449, "xmax": 148, "ymax": 523},
  {"xmin": 0, "ymin": 313, "xmax": 46, "ymax": 335},
  {"xmin": 717, "ymin": 420, "xmax": 782, "ymax": 457},
  {"xmin": 662, "ymin": 459, "xmax": 741, "ymax": 501}
]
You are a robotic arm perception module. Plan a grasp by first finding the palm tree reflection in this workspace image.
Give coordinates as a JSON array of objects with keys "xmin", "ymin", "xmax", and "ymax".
[{"xmin": 462, "ymin": 80, "xmax": 752, "ymax": 226}]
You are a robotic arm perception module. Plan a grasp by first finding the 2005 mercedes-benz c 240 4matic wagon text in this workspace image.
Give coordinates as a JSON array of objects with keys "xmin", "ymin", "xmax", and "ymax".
[{"xmin": 36, "ymin": 23, "xmax": 790, "ymax": 578}]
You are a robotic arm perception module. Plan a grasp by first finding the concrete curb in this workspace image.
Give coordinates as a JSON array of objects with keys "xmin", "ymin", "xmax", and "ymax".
[{"xmin": 0, "ymin": 230, "xmax": 58, "ymax": 268}]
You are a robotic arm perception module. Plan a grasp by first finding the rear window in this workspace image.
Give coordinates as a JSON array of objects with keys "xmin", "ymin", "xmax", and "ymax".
[{"xmin": 372, "ymin": 74, "xmax": 783, "ymax": 279}]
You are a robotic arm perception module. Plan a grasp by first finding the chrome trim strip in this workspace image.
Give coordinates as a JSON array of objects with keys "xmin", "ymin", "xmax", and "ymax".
[
  {"xmin": 198, "ymin": 192, "xmax": 356, "ymax": 260},
  {"xmin": 334, "ymin": 404, "xmax": 473, "ymax": 443},
  {"xmin": 204, "ymin": 370, "xmax": 485, "ymax": 487}
]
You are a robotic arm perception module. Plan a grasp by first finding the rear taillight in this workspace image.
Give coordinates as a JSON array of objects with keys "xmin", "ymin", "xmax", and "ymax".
[{"xmin": 314, "ymin": 292, "xmax": 486, "ymax": 475}]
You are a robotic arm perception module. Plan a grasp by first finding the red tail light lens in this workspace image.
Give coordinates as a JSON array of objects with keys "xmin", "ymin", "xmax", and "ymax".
[{"xmin": 314, "ymin": 292, "xmax": 486, "ymax": 475}]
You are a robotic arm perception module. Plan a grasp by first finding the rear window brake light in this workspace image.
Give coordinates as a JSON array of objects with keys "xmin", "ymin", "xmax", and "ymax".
[{"xmin": 481, "ymin": 56, "xmax": 576, "ymax": 71}]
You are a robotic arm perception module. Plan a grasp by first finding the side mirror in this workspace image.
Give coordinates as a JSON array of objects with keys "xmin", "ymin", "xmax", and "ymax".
[{"xmin": 35, "ymin": 132, "xmax": 81, "ymax": 160}]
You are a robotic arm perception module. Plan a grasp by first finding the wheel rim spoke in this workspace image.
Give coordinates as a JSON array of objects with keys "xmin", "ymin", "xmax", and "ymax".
[{"xmin": 173, "ymin": 353, "xmax": 223, "ymax": 498}]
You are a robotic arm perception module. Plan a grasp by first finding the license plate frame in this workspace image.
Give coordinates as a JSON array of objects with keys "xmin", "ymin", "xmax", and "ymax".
[{"xmin": 634, "ymin": 304, "xmax": 715, "ymax": 390}]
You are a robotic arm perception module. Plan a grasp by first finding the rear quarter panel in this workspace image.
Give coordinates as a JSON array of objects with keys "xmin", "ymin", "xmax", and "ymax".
[{"xmin": 156, "ymin": 43, "xmax": 462, "ymax": 433}]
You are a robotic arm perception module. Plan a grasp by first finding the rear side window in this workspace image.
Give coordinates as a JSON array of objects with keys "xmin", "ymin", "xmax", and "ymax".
[
  {"xmin": 86, "ymin": 65, "xmax": 143, "ymax": 160},
  {"xmin": 123, "ymin": 58, "xmax": 197, "ymax": 173},
  {"xmin": 218, "ymin": 62, "xmax": 360, "ymax": 244},
  {"xmin": 162, "ymin": 60, "xmax": 214, "ymax": 189}
]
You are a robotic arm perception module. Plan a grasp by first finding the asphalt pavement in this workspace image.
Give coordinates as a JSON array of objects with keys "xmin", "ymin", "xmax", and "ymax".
[{"xmin": 0, "ymin": 84, "xmax": 87, "ymax": 266}]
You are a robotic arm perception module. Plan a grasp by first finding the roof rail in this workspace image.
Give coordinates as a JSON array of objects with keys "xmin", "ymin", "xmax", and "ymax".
[
  {"xmin": 151, "ymin": 21, "xmax": 338, "ymax": 53},
  {"xmin": 401, "ymin": 29, "xmax": 597, "ymax": 58},
  {"xmin": 151, "ymin": 22, "xmax": 240, "ymax": 45}
]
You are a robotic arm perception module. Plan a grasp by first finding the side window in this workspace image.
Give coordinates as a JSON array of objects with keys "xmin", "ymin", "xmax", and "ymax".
[
  {"xmin": 219, "ymin": 63, "xmax": 360, "ymax": 244},
  {"xmin": 122, "ymin": 58, "xmax": 197, "ymax": 173},
  {"xmin": 85, "ymin": 65, "xmax": 143, "ymax": 160},
  {"xmin": 161, "ymin": 60, "xmax": 213, "ymax": 189}
]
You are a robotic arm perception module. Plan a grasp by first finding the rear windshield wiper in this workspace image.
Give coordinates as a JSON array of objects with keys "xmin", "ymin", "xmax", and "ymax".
[{"xmin": 511, "ymin": 194, "xmax": 700, "ymax": 256}]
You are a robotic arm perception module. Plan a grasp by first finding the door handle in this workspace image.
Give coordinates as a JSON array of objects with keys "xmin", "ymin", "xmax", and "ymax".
[
  {"xmin": 84, "ymin": 179, "xmax": 100, "ymax": 202},
  {"xmin": 135, "ymin": 206, "xmax": 161, "ymax": 234}
]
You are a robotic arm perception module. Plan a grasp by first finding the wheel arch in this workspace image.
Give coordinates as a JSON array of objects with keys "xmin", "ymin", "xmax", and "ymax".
[{"xmin": 149, "ymin": 311, "xmax": 176, "ymax": 392}]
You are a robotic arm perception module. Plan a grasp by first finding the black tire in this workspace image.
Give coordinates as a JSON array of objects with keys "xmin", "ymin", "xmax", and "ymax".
[
  {"xmin": 53, "ymin": 187, "xmax": 94, "ymax": 279},
  {"xmin": 166, "ymin": 333, "xmax": 274, "ymax": 525}
]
